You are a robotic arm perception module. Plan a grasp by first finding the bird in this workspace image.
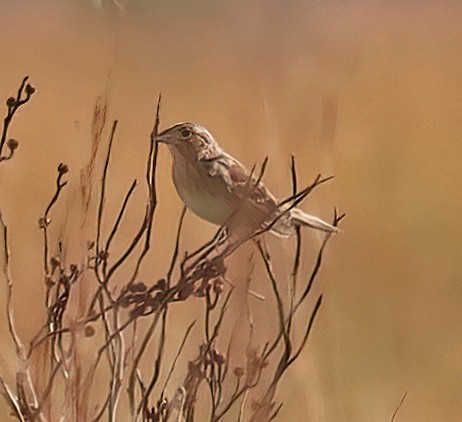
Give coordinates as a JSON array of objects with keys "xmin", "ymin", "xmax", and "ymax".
[{"xmin": 156, "ymin": 122, "xmax": 338, "ymax": 239}]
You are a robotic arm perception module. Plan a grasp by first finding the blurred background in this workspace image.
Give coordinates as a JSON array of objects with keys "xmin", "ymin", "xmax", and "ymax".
[{"xmin": 1, "ymin": 0, "xmax": 462, "ymax": 420}]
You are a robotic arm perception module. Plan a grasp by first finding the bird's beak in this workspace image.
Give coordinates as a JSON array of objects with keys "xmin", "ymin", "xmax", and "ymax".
[
  {"xmin": 155, "ymin": 131, "xmax": 179, "ymax": 146},
  {"xmin": 155, "ymin": 131, "xmax": 169, "ymax": 144}
]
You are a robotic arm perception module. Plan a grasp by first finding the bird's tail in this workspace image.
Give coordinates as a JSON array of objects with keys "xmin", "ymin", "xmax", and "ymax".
[{"xmin": 289, "ymin": 208, "xmax": 338, "ymax": 233}]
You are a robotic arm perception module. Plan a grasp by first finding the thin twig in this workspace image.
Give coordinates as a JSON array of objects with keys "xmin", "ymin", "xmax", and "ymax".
[
  {"xmin": 160, "ymin": 321, "xmax": 196, "ymax": 400},
  {"xmin": 390, "ymin": 391, "xmax": 408, "ymax": 422},
  {"xmin": 104, "ymin": 179, "xmax": 137, "ymax": 264},
  {"xmin": 0, "ymin": 76, "xmax": 35, "ymax": 160},
  {"xmin": 96, "ymin": 120, "xmax": 119, "ymax": 276},
  {"xmin": 0, "ymin": 212, "xmax": 25, "ymax": 358}
]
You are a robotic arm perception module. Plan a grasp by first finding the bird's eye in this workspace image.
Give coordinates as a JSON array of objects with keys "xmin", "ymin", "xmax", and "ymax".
[{"xmin": 181, "ymin": 129, "xmax": 191, "ymax": 138}]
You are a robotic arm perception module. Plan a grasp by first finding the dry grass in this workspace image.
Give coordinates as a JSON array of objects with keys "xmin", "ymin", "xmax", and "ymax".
[{"xmin": 0, "ymin": 77, "xmax": 342, "ymax": 421}]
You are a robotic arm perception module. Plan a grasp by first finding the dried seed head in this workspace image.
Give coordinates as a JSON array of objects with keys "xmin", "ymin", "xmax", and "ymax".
[
  {"xmin": 211, "ymin": 350, "xmax": 226, "ymax": 365},
  {"xmin": 84, "ymin": 325, "xmax": 96, "ymax": 337},
  {"xmin": 148, "ymin": 292, "xmax": 163, "ymax": 310},
  {"xmin": 133, "ymin": 293, "xmax": 147, "ymax": 304},
  {"xmin": 38, "ymin": 217, "xmax": 51, "ymax": 229},
  {"xmin": 59, "ymin": 274, "xmax": 70, "ymax": 287},
  {"xmin": 25, "ymin": 84, "xmax": 36, "ymax": 96},
  {"xmin": 7, "ymin": 138, "xmax": 19, "ymax": 151},
  {"xmin": 58, "ymin": 163, "xmax": 69, "ymax": 175},
  {"xmin": 155, "ymin": 279, "xmax": 167, "ymax": 291},
  {"xmin": 129, "ymin": 282, "xmax": 147, "ymax": 293},
  {"xmin": 97, "ymin": 250, "xmax": 108, "ymax": 260},
  {"xmin": 178, "ymin": 282, "xmax": 194, "ymax": 301},
  {"xmin": 130, "ymin": 304, "xmax": 147, "ymax": 318},
  {"xmin": 119, "ymin": 296, "xmax": 132, "ymax": 308},
  {"xmin": 45, "ymin": 276, "xmax": 54, "ymax": 288},
  {"xmin": 6, "ymin": 97, "xmax": 15, "ymax": 108},
  {"xmin": 50, "ymin": 256, "xmax": 61, "ymax": 269}
]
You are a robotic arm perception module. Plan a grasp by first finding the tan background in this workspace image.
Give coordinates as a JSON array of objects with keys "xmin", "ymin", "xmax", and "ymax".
[{"xmin": 1, "ymin": 0, "xmax": 462, "ymax": 420}]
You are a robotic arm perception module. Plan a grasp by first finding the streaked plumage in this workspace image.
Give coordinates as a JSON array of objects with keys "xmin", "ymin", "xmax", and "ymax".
[{"xmin": 156, "ymin": 122, "xmax": 337, "ymax": 238}]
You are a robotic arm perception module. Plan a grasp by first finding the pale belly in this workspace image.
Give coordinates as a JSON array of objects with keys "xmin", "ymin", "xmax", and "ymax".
[{"xmin": 172, "ymin": 159, "xmax": 234, "ymax": 226}]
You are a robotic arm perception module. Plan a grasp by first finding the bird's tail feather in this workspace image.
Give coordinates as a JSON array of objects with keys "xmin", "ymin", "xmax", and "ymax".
[{"xmin": 289, "ymin": 208, "xmax": 338, "ymax": 233}]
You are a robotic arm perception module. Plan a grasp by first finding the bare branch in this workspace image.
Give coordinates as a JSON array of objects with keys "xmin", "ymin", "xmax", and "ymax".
[{"xmin": 0, "ymin": 76, "xmax": 35, "ymax": 161}]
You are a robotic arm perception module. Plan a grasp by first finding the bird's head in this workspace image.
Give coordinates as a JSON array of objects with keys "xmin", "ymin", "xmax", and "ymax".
[{"xmin": 156, "ymin": 122, "xmax": 220, "ymax": 160}]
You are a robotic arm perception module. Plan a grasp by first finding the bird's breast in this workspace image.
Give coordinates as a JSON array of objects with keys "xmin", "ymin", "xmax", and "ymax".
[{"xmin": 172, "ymin": 155, "xmax": 234, "ymax": 226}]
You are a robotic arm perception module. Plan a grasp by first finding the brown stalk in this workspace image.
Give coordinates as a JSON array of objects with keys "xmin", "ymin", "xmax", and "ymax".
[
  {"xmin": 0, "ymin": 76, "xmax": 35, "ymax": 161},
  {"xmin": 390, "ymin": 391, "xmax": 408, "ymax": 422}
]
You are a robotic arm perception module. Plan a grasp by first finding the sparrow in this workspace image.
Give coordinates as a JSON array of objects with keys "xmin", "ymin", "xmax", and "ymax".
[{"xmin": 156, "ymin": 122, "xmax": 337, "ymax": 239}]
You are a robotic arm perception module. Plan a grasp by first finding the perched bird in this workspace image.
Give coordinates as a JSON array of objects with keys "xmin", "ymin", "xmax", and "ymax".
[{"xmin": 156, "ymin": 122, "xmax": 337, "ymax": 239}]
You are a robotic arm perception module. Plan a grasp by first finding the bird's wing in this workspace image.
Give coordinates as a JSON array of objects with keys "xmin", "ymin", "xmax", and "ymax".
[{"xmin": 201, "ymin": 155, "xmax": 278, "ymax": 213}]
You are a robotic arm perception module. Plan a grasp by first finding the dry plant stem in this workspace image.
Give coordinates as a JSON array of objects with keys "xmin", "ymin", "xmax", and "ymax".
[
  {"xmin": 89, "ymin": 118, "xmax": 138, "ymax": 421},
  {"xmin": 89, "ymin": 210, "xmax": 131, "ymax": 316},
  {"xmin": 110, "ymin": 94, "xmax": 161, "ymax": 291},
  {"xmin": 181, "ymin": 227, "xmax": 225, "ymax": 275},
  {"xmin": 41, "ymin": 165, "xmax": 68, "ymax": 278},
  {"xmin": 88, "ymin": 98, "xmax": 167, "ymax": 417},
  {"xmin": 87, "ymin": 94, "xmax": 160, "ymax": 315},
  {"xmin": 262, "ymin": 209, "xmax": 345, "ymax": 362},
  {"xmin": 390, "ymin": 391, "xmax": 408, "ymax": 422},
  {"xmin": 0, "ymin": 215, "xmax": 40, "ymax": 420},
  {"xmin": 286, "ymin": 295, "xmax": 322, "ymax": 366},
  {"xmin": 254, "ymin": 242, "xmax": 323, "ymax": 419},
  {"xmin": 0, "ymin": 148, "xmax": 14, "ymax": 164},
  {"xmin": 1, "ymin": 197, "xmax": 43, "ymax": 421},
  {"xmin": 180, "ymin": 290, "xmax": 237, "ymax": 422},
  {"xmin": 159, "ymin": 321, "xmax": 196, "ymax": 402},
  {"xmin": 111, "ymin": 96, "xmax": 162, "ymax": 416},
  {"xmin": 0, "ymin": 78, "xmax": 43, "ymax": 421},
  {"xmin": 212, "ymin": 351, "xmax": 266, "ymax": 422},
  {"xmin": 134, "ymin": 309, "xmax": 167, "ymax": 420},
  {"xmin": 93, "ymin": 123, "xmax": 121, "ymax": 393},
  {"xmin": 100, "ymin": 170, "xmax": 332, "ymax": 418},
  {"xmin": 126, "ymin": 169, "xmax": 334, "ymax": 418},
  {"xmin": 36, "ymin": 360, "xmax": 63, "ymax": 415},
  {"xmin": 248, "ymin": 165, "xmax": 343, "ymax": 420},
  {"xmin": 0, "ymin": 76, "xmax": 34, "ymax": 161},
  {"xmin": 1, "ymin": 213, "xmax": 26, "ymax": 358},
  {"xmin": 86, "ymin": 168, "xmax": 337, "ymax": 420},
  {"xmin": 127, "ymin": 308, "xmax": 163, "ymax": 415},
  {"xmin": 256, "ymin": 173, "xmax": 334, "ymax": 238},
  {"xmin": 0, "ymin": 376, "xmax": 25, "ymax": 422},
  {"xmin": 96, "ymin": 119, "xmax": 119, "ymax": 281},
  {"xmin": 294, "ymin": 209, "xmax": 345, "ymax": 312},
  {"xmin": 103, "ymin": 179, "xmax": 137, "ymax": 273},
  {"xmin": 229, "ymin": 260, "xmax": 255, "ymax": 422},
  {"xmin": 91, "ymin": 394, "xmax": 112, "ymax": 422},
  {"xmin": 288, "ymin": 156, "xmax": 301, "ymax": 338},
  {"xmin": 89, "ymin": 95, "xmax": 161, "ymax": 319},
  {"xmin": 135, "ymin": 207, "xmax": 187, "ymax": 420},
  {"xmin": 0, "ymin": 77, "xmax": 343, "ymax": 421},
  {"xmin": 207, "ymin": 293, "xmax": 231, "ymax": 415},
  {"xmin": 167, "ymin": 206, "xmax": 187, "ymax": 284},
  {"xmin": 250, "ymin": 217, "xmax": 344, "ymax": 421},
  {"xmin": 40, "ymin": 165, "xmax": 70, "ymax": 405},
  {"xmin": 288, "ymin": 226, "xmax": 301, "ymax": 336},
  {"xmin": 256, "ymin": 241, "xmax": 292, "ymax": 371},
  {"xmin": 92, "ymin": 120, "xmax": 124, "ymax": 421}
]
